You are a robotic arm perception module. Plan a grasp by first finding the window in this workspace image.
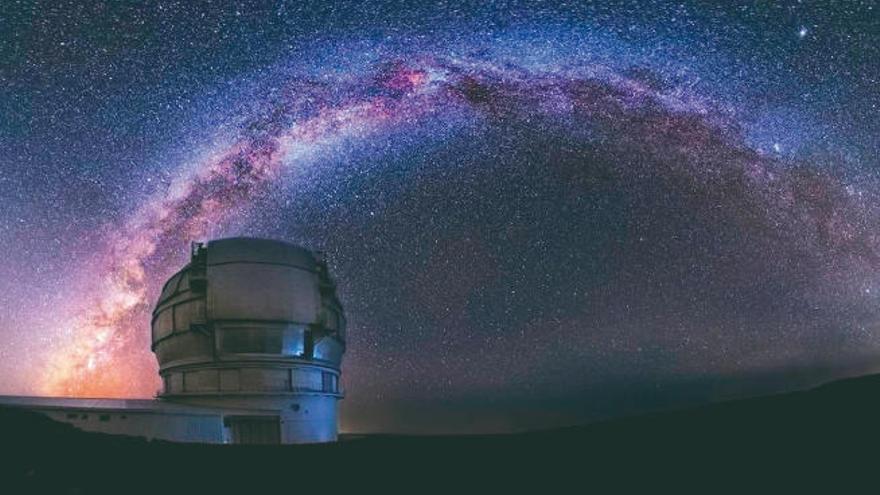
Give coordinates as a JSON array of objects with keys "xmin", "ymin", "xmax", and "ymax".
[
  {"xmin": 99, "ymin": 414, "xmax": 111, "ymax": 422},
  {"xmin": 322, "ymin": 372, "xmax": 338, "ymax": 393},
  {"xmin": 217, "ymin": 327, "xmax": 306, "ymax": 356},
  {"xmin": 66, "ymin": 413, "xmax": 78, "ymax": 419},
  {"xmin": 220, "ymin": 328, "xmax": 283, "ymax": 354}
]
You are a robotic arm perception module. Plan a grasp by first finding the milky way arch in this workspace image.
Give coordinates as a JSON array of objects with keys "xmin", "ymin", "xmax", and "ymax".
[{"xmin": 40, "ymin": 47, "xmax": 880, "ymax": 400}]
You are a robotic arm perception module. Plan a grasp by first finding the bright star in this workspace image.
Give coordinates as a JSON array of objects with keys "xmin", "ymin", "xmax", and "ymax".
[{"xmin": 798, "ymin": 26, "xmax": 808, "ymax": 38}]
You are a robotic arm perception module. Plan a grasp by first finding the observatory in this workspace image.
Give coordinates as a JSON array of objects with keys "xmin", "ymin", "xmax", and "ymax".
[{"xmin": 0, "ymin": 237, "xmax": 347, "ymax": 444}]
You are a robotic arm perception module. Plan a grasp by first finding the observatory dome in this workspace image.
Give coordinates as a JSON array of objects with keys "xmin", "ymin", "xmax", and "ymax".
[{"xmin": 151, "ymin": 237, "xmax": 346, "ymax": 442}]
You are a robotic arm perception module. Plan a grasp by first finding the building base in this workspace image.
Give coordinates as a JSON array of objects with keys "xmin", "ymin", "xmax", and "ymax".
[{"xmin": 0, "ymin": 395, "xmax": 338, "ymax": 444}]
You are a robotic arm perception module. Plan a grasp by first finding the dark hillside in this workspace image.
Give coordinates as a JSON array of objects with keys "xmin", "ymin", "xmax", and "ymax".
[{"xmin": 4, "ymin": 374, "xmax": 880, "ymax": 492}]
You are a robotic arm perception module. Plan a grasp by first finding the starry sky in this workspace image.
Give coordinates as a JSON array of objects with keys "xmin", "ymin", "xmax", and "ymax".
[{"xmin": 0, "ymin": 1, "xmax": 878, "ymax": 433}]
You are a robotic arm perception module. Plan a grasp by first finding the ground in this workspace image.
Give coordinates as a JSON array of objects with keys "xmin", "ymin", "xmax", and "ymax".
[{"xmin": 4, "ymin": 374, "xmax": 880, "ymax": 492}]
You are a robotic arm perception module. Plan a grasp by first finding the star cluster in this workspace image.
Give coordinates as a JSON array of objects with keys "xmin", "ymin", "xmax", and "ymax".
[{"xmin": 0, "ymin": 1, "xmax": 878, "ymax": 433}]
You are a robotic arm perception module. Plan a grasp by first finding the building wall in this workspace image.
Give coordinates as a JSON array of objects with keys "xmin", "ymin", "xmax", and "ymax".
[
  {"xmin": 280, "ymin": 395, "xmax": 338, "ymax": 443},
  {"xmin": 34, "ymin": 407, "xmax": 225, "ymax": 443},
  {"xmin": 1, "ymin": 395, "xmax": 337, "ymax": 444},
  {"xmin": 166, "ymin": 394, "xmax": 339, "ymax": 443}
]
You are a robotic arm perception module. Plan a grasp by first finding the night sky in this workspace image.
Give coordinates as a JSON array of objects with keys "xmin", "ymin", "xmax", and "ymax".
[{"xmin": 1, "ymin": 1, "xmax": 878, "ymax": 433}]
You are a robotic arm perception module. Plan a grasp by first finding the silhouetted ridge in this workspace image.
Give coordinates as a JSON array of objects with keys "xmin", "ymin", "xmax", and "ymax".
[{"xmin": 5, "ymin": 372, "xmax": 880, "ymax": 491}]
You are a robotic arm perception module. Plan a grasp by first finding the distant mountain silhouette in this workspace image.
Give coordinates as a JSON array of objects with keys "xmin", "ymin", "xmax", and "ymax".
[{"xmin": 4, "ymin": 373, "xmax": 880, "ymax": 491}]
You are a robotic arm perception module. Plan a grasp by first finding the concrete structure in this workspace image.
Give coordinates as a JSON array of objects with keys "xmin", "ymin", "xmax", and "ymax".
[{"xmin": 0, "ymin": 237, "xmax": 347, "ymax": 444}]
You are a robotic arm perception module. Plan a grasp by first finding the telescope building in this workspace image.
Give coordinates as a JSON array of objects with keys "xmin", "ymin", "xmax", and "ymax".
[{"xmin": 0, "ymin": 237, "xmax": 347, "ymax": 444}]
